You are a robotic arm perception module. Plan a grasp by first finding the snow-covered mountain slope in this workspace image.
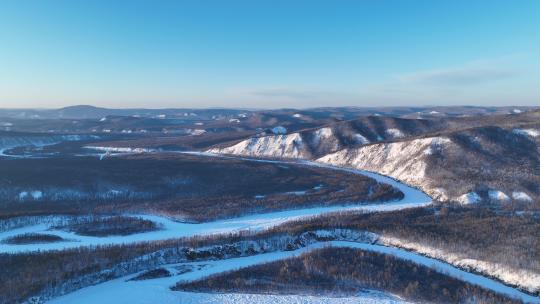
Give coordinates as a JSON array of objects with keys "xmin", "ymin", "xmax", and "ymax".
[
  {"xmin": 379, "ymin": 235, "xmax": 540, "ymax": 295},
  {"xmin": 318, "ymin": 125, "xmax": 540, "ymax": 203},
  {"xmin": 209, "ymin": 132, "xmax": 310, "ymax": 158},
  {"xmin": 317, "ymin": 137, "xmax": 448, "ymax": 199},
  {"xmin": 209, "ymin": 116, "xmax": 449, "ymax": 159},
  {"xmin": 210, "ymin": 116, "xmax": 540, "ymax": 204}
]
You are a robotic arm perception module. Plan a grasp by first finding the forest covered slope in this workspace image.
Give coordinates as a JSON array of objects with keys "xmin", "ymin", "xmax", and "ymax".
[{"xmin": 210, "ymin": 110, "xmax": 540, "ymax": 205}]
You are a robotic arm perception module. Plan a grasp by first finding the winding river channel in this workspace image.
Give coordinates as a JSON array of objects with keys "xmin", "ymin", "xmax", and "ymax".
[
  {"xmin": 1, "ymin": 151, "xmax": 538, "ymax": 303},
  {"xmin": 0, "ymin": 152, "xmax": 431, "ymax": 254},
  {"xmin": 48, "ymin": 240, "xmax": 540, "ymax": 304}
]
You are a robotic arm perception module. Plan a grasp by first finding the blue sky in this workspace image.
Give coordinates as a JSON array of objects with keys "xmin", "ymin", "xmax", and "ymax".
[{"xmin": 0, "ymin": 0, "xmax": 539, "ymax": 108}]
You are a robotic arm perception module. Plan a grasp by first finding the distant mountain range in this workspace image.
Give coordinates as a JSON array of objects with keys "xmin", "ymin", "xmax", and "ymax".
[
  {"xmin": 0, "ymin": 105, "xmax": 248, "ymax": 120},
  {"xmin": 1, "ymin": 104, "xmax": 538, "ymax": 120}
]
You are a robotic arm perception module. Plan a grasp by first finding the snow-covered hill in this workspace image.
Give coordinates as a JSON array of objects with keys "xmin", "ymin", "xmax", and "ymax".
[
  {"xmin": 317, "ymin": 137, "xmax": 450, "ymax": 200},
  {"xmin": 209, "ymin": 116, "xmax": 448, "ymax": 159},
  {"xmin": 209, "ymin": 114, "xmax": 540, "ymax": 204},
  {"xmin": 319, "ymin": 126, "xmax": 540, "ymax": 203}
]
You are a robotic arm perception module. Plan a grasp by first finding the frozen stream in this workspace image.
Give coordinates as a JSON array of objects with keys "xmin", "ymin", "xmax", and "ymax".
[
  {"xmin": 48, "ymin": 241, "xmax": 540, "ymax": 304},
  {"xmin": 0, "ymin": 152, "xmax": 432, "ymax": 254}
]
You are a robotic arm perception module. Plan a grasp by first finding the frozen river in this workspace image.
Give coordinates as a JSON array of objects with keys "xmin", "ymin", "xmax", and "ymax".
[{"xmin": 0, "ymin": 152, "xmax": 431, "ymax": 253}]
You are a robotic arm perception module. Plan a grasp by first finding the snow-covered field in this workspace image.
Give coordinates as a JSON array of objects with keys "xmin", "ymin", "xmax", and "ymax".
[{"xmin": 47, "ymin": 241, "xmax": 540, "ymax": 304}]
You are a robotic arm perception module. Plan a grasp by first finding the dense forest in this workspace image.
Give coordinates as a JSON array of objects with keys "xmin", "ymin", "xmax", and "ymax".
[
  {"xmin": 54, "ymin": 216, "xmax": 160, "ymax": 236},
  {"xmin": 0, "ymin": 153, "xmax": 402, "ymax": 222},
  {"xmin": 176, "ymin": 247, "xmax": 521, "ymax": 304},
  {"xmin": 2, "ymin": 205, "xmax": 538, "ymax": 303},
  {"xmin": 272, "ymin": 206, "xmax": 540, "ymax": 277}
]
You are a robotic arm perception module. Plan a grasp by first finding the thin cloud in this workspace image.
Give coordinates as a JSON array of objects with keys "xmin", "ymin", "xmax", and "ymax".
[
  {"xmin": 249, "ymin": 88, "xmax": 330, "ymax": 100},
  {"xmin": 397, "ymin": 64, "xmax": 516, "ymax": 86}
]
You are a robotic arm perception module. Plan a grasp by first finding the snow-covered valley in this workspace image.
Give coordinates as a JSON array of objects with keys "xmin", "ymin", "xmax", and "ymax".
[
  {"xmin": 47, "ymin": 242, "xmax": 413, "ymax": 304},
  {"xmin": 3, "ymin": 7, "xmax": 540, "ymax": 301},
  {"xmin": 2, "ymin": 152, "xmax": 539, "ymax": 303},
  {"xmin": 1, "ymin": 115, "xmax": 539, "ymax": 304},
  {"xmin": 46, "ymin": 240, "xmax": 540, "ymax": 304},
  {"xmin": 0, "ymin": 154, "xmax": 432, "ymax": 254}
]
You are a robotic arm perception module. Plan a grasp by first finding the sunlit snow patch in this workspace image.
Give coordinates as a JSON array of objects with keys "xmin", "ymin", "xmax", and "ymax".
[
  {"xmin": 386, "ymin": 128, "xmax": 405, "ymax": 138},
  {"xmin": 457, "ymin": 192, "xmax": 481, "ymax": 205},
  {"xmin": 488, "ymin": 190, "xmax": 510, "ymax": 202},
  {"xmin": 512, "ymin": 128, "xmax": 540, "ymax": 137},
  {"xmin": 85, "ymin": 146, "xmax": 154, "ymax": 153},
  {"xmin": 512, "ymin": 191, "xmax": 532, "ymax": 202}
]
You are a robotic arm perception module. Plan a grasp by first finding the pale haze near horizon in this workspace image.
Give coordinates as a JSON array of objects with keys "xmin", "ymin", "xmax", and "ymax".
[{"xmin": 1, "ymin": 0, "xmax": 539, "ymax": 109}]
